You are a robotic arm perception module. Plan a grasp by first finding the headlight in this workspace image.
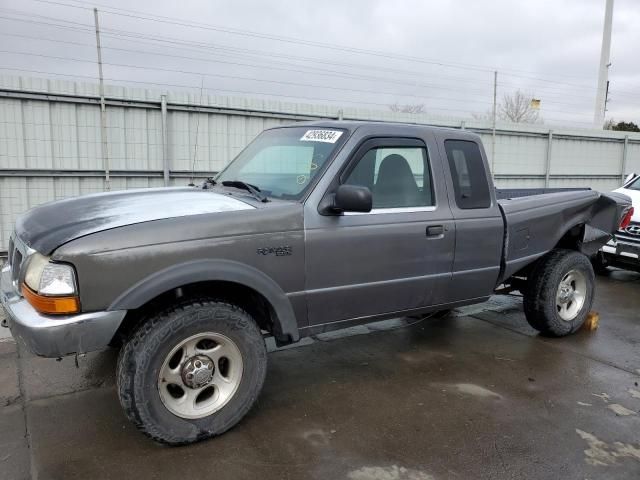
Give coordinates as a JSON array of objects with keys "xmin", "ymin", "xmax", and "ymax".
[
  {"xmin": 23, "ymin": 253, "xmax": 79, "ymax": 314},
  {"xmin": 25, "ymin": 253, "xmax": 77, "ymax": 295}
]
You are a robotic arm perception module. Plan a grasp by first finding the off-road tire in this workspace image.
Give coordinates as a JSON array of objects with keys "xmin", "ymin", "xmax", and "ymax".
[
  {"xmin": 116, "ymin": 298, "xmax": 267, "ymax": 445},
  {"xmin": 523, "ymin": 249, "xmax": 595, "ymax": 337}
]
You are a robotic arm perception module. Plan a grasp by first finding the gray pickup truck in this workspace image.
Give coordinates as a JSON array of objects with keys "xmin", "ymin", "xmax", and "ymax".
[{"xmin": 1, "ymin": 121, "xmax": 632, "ymax": 445}]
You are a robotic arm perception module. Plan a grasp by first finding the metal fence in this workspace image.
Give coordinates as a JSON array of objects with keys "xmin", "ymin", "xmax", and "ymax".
[{"xmin": 1, "ymin": 75, "xmax": 640, "ymax": 252}]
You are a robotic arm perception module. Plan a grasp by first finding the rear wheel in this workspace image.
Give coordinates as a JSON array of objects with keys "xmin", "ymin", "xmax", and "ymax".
[
  {"xmin": 523, "ymin": 249, "xmax": 595, "ymax": 337},
  {"xmin": 117, "ymin": 299, "xmax": 267, "ymax": 445}
]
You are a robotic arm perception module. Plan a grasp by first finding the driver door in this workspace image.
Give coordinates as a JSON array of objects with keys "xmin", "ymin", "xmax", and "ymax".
[{"xmin": 303, "ymin": 137, "xmax": 455, "ymax": 326}]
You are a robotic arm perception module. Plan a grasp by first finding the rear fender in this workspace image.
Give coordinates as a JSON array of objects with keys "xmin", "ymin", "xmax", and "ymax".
[{"xmin": 580, "ymin": 192, "xmax": 633, "ymax": 256}]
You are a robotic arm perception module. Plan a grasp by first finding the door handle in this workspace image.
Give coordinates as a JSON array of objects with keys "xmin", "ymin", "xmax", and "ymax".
[{"xmin": 426, "ymin": 225, "xmax": 444, "ymax": 237}]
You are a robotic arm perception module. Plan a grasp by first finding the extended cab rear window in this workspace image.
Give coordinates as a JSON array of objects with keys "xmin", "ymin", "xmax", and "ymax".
[{"xmin": 444, "ymin": 140, "xmax": 491, "ymax": 209}]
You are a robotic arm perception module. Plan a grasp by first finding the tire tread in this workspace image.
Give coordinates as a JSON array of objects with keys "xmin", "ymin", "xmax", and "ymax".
[
  {"xmin": 523, "ymin": 249, "xmax": 594, "ymax": 337},
  {"xmin": 116, "ymin": 297, "xmax": 266, "ymax": 445}
]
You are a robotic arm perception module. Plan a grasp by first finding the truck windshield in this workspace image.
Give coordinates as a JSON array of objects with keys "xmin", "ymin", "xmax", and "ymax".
[{"xmin": 216, "ymin": 127, "xmax": 346, "ymax": 200}]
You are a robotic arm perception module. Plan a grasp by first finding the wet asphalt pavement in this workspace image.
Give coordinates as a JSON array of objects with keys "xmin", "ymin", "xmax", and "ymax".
[{"xmin": 1, "ymin": 271, "xmax": 639, "ymax": 480}]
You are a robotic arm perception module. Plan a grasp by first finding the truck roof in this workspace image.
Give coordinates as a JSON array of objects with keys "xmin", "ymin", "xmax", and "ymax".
[{"xmin": 273, "ymin": 120, "xmax": 482, "ymax": 142}]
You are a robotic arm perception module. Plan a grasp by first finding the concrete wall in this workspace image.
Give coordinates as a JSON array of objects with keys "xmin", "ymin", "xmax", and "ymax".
[{"xmin": 2, "ymin": 75, "xmax": 640, "ymax": 251}]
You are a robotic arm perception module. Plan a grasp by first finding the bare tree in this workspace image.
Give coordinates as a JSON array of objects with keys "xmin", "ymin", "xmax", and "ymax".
[
  {"xmin": 498, "ymin": 90, "xmax": 542, "ymax": 123},
  {"xmin": 389, "ymin": 103, "xmax": 426, "ymax": 114},
  {"xmin": 472, "ymin": 90, "xmax": 542, "ymax": 124}
]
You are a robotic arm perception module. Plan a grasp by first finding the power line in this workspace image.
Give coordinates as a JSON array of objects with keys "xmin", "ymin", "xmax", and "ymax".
[
  {"xmin": 15, "ymin": 0, "xmax": 633, "ymax": 89},
  {"xmin": 0, "ymin": 33, "xmax": 495, "ymax": 98},
  {"xmin": 23, "ymin": 0, "xmax": 497, "ymax": 73},
  {"xmin": 0, "ymin": 7, "xmax": 93, "ymax": 29},
  {"xmin": 0, "ymin": 48, "xmax": 496, "ymax": 106},
  {"xmin": 93, "ymin": 29, "xmax": 640, "ymax": 104},
  {"xmin": 0, "ymin": 66, "xmax": 602, "ymax": 126},
  {"xmin": 94, "ymin": 26, "xmax": 634, "ymax": 101},
  {"xmin": 0, "ymin": 14, "xmax": 94, "ymax": 34},
  {"xmin": 0, "ymin": 3, "xmax": 633, "ymax": 123},
  {"xmin": 4, "ymin": 9, "xmax": 640, "ymax": 103},
  {"xmin": 4, "ymin": 18, "xmax": 636, "ymax": 107},
  {"xmin": 1, "ymin": 9, "xmax": 489, "ymax": 86},
  {"xmin": 0, "ymin": 66, "xmax": 491, "ymax": 115},
  {"xmin": 97, "ymin": 29, "xmax": 497, "ymax": 88},
  {"xmin": 0, "ymin": 52, "xmax": 610, "ymax": 119},
  {"xmin": 0, "ymin": 46, "xmax": 618, "ymax": 115},
  {"xmin": 0, "ymin": 66, "xmax": 599, "ymax": 124},
  {"xmin": 0, "ymin": 15, "xmax": 501, "ymax": 94}
]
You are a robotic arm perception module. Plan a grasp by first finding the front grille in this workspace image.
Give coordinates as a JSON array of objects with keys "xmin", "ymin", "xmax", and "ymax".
[
  {"xmin": 11, "ymin": 249, "xmax": 23, "ymax": 285},
  {"xmin": 615, "ymin": 221, "xmax": 640, "ymax": 245},
  {"xmin": 7, "ymin": 237, "xmax": 14, "ymax": 268},
  {"xmin": 7, "ymin": 235, "xmax": 27, "ymax": 292}
]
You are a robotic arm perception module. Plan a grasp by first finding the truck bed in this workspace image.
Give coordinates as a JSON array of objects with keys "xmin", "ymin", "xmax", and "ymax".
[{"xmin": 497, "ymin": 189, "xmax": 628, "ymax": 283}]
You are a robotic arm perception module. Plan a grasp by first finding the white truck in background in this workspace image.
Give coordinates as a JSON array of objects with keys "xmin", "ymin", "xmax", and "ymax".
[{"xmin": 594, "ymin": 173, "xmax": 640, "ymax": 273}]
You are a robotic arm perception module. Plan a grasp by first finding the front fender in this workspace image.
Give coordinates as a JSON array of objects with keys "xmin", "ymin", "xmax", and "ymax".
[{"xmin": 108, "ymin": 259, "xmax": 299, "ymax": 343}]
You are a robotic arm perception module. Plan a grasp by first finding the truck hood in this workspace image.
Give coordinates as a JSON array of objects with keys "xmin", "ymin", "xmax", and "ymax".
[
  {"xmin": 614, "ymin": 187, "xmax": 640, "ymax": 222},
  {"xmin": 15, "ymin": 187, "xmax": 255, "ymax": 255}
]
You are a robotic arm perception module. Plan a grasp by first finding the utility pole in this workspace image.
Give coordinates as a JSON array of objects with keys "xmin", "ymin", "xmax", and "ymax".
[
  {"xmin": 491, "ymin": 70, "xmax": 497, "ymax": 174},
  {"xmin": 593, "ymin": 0, "xmax": 614, "ymax": 128},
  {"xmin": 94, "ymin": 8, "xmax": 110, "ymax": 190}
]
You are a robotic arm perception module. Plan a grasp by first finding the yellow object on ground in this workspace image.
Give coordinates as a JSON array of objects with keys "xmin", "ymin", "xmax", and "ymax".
[{"xmin": 582, "ymin": 311, "xmax": 600, "ymax": 331}]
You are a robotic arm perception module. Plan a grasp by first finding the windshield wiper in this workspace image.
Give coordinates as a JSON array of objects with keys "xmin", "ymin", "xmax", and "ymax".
[{"xmin": 221, "ymin": 180, "xmax": 270, "ymax": 203}]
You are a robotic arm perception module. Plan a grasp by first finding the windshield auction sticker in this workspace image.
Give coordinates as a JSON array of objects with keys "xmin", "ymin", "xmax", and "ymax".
[{"xmin": 300, "ymin": 130, "xmax": 343, "ymax": 143}]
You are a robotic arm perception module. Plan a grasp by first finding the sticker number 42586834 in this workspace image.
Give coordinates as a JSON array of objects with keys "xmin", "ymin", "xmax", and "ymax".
[{"xmin": 300, "ymin": 130, "xmax": 343, "ymax": 143}]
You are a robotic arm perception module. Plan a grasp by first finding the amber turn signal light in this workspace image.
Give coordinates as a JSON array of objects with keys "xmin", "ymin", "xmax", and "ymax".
[{"xmin": 22, "ymin": 285, "xmax": 80, "ymax": 315}]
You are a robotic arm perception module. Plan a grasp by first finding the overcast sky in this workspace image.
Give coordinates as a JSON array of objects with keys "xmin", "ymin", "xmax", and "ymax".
[{"xmin": 0, "ymin": 0, "xmax": 638, "ymax": 127}]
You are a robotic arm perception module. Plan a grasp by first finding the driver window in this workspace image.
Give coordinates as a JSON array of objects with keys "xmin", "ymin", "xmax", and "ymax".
[{"xmin": 344, "ymin": 146, "xmax": 434, "ymax": 209}]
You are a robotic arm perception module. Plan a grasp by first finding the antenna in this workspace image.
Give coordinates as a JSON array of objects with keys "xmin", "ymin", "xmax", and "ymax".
[{"xmin": 189, "ymin": 77, "xmax": 205, "ymax": 186}]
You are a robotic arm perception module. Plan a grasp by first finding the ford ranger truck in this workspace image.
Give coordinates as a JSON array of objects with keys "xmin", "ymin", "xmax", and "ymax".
[{"xmin": 1, "ymin": 122, "xmax": 632, "ymax": 445}]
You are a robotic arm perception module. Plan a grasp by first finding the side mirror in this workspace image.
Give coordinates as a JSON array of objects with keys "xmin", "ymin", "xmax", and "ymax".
[{"xmin": 333, "ymin": 184, "xmax": 372, "ymax": 213}]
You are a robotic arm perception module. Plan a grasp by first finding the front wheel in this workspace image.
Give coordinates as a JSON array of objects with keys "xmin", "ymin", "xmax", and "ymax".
[
  {"xmin": 117, "ymin": 299, "xmax": 267, "ymax": 445},
  {"xmin": 523, "ymin": 249, "xmax": 595, "ymax": 337}
]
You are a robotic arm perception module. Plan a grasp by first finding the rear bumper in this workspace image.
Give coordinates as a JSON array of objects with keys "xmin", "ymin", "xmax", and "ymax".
[{"xmin": 1, "ymin": 264, "xmax": 126, "ymax": 357}]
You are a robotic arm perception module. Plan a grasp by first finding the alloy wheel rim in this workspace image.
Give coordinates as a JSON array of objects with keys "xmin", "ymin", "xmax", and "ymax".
[
  {"xmin": 555, "ymin": 269, "xmax": 587, "ymax": 322},
  {"xmin": 157, "ymin": 332, "xmax": 243, "ymax": 419}
]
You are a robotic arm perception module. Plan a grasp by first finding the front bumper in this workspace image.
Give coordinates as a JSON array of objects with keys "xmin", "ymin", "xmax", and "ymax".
[
  {"xmin": 1, "ymin": 264, "xmax": 126, "ymax": 357},
  {"xmin": 601, "ymin": 238, "xmax": 640, "ymax": 269}
]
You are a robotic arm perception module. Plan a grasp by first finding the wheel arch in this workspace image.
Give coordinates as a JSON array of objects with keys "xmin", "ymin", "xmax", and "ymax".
[
  {"xmin": 108, "ymin": 259, "xmax": 299, "ymax": 345},
  {"xmin": 501, "ymin": 221, "xmax": 588, "ymax": 283},
  {"xmin": 554, "ymin": 222, "xmax": 585, "ymax": 250}
]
